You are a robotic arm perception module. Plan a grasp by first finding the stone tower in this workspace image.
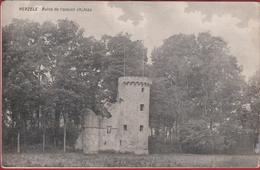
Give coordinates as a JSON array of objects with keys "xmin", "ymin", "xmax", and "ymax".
[
  {"xmin": 117, "ymin": 76, "xmax": 152, "ymax": 154},
  {"xmin": 75, "ymin": 76, "xmax": 152, "ymax": 155}
]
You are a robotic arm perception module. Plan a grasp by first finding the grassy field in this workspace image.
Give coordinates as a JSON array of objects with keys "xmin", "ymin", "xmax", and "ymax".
[{"xmin": 2, "ymin": 152, "xmax": 260, "ymax": 168}]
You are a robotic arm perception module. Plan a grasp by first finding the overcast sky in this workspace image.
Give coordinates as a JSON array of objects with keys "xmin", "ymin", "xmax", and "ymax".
[{"xmin": 2, "ymin": 1, "xmax": 260, "ymax": 78}]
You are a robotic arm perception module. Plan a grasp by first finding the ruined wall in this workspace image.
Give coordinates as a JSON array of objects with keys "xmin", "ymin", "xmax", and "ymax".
[
  {"xmin": 98, "ymin": 103, "xmax": 121, "ymax": 152},
  {"xmin": 82, "ymin": 109, "xmax": 101, "ymax": 154}
]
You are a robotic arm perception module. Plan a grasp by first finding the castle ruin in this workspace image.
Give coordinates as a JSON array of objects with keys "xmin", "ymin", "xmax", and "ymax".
[{"xmin": 75, "ymin": 76, "xmax": 152, "ymax": 154}]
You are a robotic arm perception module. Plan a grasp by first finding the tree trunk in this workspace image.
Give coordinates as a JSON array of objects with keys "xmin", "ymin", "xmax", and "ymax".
[
  {"xmin": 165, "ymin": 126, "xmax": 168, "ymax": 143},
  {"xmin": 63, "ymin": 112, "xmax": 67, "ymax": 153},
  {"xmin": 54, "ymin": 109, "xmax": 60, "ymax": 147},
  {"xmin": 209, "ymin": 119, "xmax": 213, "ymax": 130},
  {"xmin": 169, "ymin": 127, "xmax": 172, "ymax": 143},
  {"xmin": 175, "ymin": 117, "xmax": 178, "ymax": 138},
  {"xmin": 209, "ymin": 119, "xmax": 214, "ymax": 154},
  {"xmin": 17, "ymin": 131, "xmax": 20, "ymax": 153},
  {"xmin": 37, "ymin": 111, "xmax": 40, "ymax": 128},
  {"xmin": 256, "ymin": 113, "xmax": 260, "ymax": 150},
  {"xmin": 164, "ymin": 124, "xmax": 167, "ymax": 144},
  {"xmin": 17, "ymin": 112, "xmax": 21, "ymax": 153},
  {"xmin": 42, "ymin": 132, "xmax": 46, "ymax": 152},
  {"xmin": 63, "ymin": 122, "xmax": 66, "ymax": 153}
]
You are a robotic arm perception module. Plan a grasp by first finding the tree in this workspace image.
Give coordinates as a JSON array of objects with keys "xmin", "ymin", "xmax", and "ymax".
[
  {"xmin": 245, "ymin": 70, "xmax": 260, "ymax": 149},
  {"xmin": 150, "ymin": 34, "xmax": 199, "ymax": 147},
  {"xmin": 100, "ymin": 33, "xmax": 147, "ymax": 102},
  {"xmin": 3, "ymin": 18, "xmax": 151, "ymax": 153},
  {"xmin": 3, "ymin": 19, "xmax": 43, "ymax": 152},
  {"xmin": 48, "ymin": 19, "xmax": 87, "ymax": 152},
  {"xmin": 150, "ymin": 32, "xmax": 245, "ymax": 153},
  {"xmin": 3, "ymin": 19, "xmax": 102, "ymax": 152}
]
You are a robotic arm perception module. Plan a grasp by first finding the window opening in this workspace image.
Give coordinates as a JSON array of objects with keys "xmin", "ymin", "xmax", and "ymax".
[
  {"xmin": 140, "ymin": 104, "xmax": 144, "ymax": 111},
  {"xmin": 123, "ymin": 124, "xmax": 127, "ymax": 131},
  {"xmin": 140, "ymin": 125, "xmax": 144, "ymax": 131},
  {"xmin": 107, "ymin": 126, "xmax": 112, "ymax": 134}
]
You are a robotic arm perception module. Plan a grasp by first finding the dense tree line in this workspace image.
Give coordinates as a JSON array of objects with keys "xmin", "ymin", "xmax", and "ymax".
[
  {"xmin": 3, "ymin": 19, "xmax": 260, "ymax": 154},
  {"xmin": 3, "ymin": 19, "xmax": 146, "ymax": 153},
  {"xmin": 149, "ymin": 33, "xmax": 259, "ymax": 154}
]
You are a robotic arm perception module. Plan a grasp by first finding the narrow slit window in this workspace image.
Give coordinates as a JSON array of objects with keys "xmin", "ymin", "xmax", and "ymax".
[
  {"xmin": 120, "ymin": 140, "xmax": 122, "ymax": 146},
  {"xmin": 123, "ymin": 124, "xmax": 127, "ymax": 131},
  {"xmin": 141, "ymin": 87, "xmax": 144, "ymax": 92},
  {"xmin": 140, "ymin": 125, "xmax": 144, "ymax": 132},
  {"xmin": 140, "ymin": 104, "xmax": 144, "ymax": 111},
  {"xmin": 107, "ymin": 126, "xmax": 112, "ymax": 134}
]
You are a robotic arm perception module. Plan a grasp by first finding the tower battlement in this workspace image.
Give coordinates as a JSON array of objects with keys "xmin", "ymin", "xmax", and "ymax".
[{"xmin": 119, "ymin": 76, "xmax": 152, "ymax": 86}]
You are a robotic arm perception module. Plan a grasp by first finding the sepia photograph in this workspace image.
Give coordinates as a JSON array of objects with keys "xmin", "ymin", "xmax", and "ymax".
[{"xmin": 1, "ymin": 0, "xmax": 260, "ymax": 167}]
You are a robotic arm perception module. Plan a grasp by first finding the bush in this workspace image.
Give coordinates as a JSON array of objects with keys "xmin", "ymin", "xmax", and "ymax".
[
  {"xmin": 148, "ymin": 136, "xmax": 181, "ymax": 154},
  {"xmin": 179, "ymin": 119, "xmax": 255, "ymax": 154},
  {"xmin": 3, "ymin": 126, "xmax": 16, "ymax": 152}
]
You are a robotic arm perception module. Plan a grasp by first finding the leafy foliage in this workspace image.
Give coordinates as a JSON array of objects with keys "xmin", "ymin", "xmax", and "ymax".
[
  {"xmin": 3, "ymin": 19, "xmax": 258, "ymax": 154},
  {"xmin": 149, "ymin": 33, "xmax": 252, "ymax": 153}
]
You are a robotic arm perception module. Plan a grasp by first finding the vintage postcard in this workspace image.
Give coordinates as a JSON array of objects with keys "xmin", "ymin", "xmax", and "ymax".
[{"xmin": 1, "ymin": 0, "xmax": 260, "ymax": 168}]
